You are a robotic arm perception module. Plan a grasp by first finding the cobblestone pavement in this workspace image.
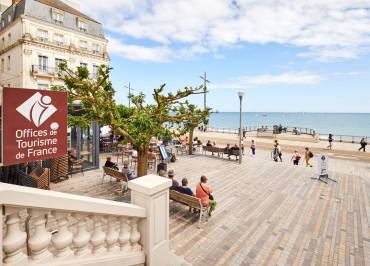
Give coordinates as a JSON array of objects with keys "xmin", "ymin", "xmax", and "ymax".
[{"xmin": 51, "ymin": 151, "xmax": 370, "ymax": 266}]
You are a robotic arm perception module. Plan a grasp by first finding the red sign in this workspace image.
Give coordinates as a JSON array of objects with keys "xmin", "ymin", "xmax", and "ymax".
[{"xmin": 2, "ymin": 88, "xmax": 68, "ymax": 166}]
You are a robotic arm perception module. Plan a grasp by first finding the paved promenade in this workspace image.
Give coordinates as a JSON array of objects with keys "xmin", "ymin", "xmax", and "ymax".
[{"xmin": 52, "ymin": 152, "xmax": 370, "ymax": 265}]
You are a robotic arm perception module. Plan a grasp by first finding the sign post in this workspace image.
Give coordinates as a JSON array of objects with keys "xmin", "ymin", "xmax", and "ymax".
[
  {"xmin": 311, "ymin": 154, "xmax": 337, "ymax": 184},
  {"xmin": 2, "ymin": 88, "xmax": 68, "ymax": 166}
]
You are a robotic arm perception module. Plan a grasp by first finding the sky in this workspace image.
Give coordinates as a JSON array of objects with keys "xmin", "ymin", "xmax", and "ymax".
[{"xmin": 75, "ymin": 0, "xmax": 370, "ymax": 113}]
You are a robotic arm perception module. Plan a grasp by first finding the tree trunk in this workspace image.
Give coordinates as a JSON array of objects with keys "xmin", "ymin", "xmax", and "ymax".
[
  {"xmin": 188, "ymin": 128, "xmax": 194, "ymax": 155},
  {"xmin": 137, "ymin": 146, "xmax": 148, "ymax": 177}
]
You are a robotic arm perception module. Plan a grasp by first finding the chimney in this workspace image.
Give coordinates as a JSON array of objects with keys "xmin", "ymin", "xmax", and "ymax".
[{"xmin": 12, "ymin": 0, "xmax": 21, "ymax": 5}]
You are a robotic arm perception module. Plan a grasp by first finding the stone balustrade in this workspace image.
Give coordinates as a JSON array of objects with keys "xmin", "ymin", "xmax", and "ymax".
[{"xmin": 1, "ymin": 174, "xmax": 172, "ymax": 266}]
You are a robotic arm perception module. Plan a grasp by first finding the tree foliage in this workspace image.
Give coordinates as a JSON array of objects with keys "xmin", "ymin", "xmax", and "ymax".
[{"xmin": 53, "ymin": 63, "xmax": 209, "ymax": 176}]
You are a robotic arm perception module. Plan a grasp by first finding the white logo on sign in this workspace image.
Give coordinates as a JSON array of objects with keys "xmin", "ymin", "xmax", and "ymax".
[{"xmin": 16, "ymin": 92, "xmax": 57, "ymax": 127}]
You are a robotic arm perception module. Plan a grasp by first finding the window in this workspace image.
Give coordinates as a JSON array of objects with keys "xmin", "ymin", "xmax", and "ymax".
[
  {"xmin": 92, "ymin": 43, "xmax": 99, "ymax": 54},
  {"xmin": 38, "ymin": 55, "xmax": 48, "ymax": 72},
  {"xmin": 7, "ymin": 14, "xmax": 11, "ymax": 23},
  {"xmin": 1, "ymin": 58, "xmax": 4, "ymax": 72},
  {"xmin": 52, "ymin": 12, "xmax": 63, "ymax": 25},
  {"xmin": 55, "ymin": 58, "xmax": 64, "ymax": 72},
  {"xmin": 54, "ymin": 33, "xmax": 64, "ymax": 46},
  {"xmin": 79, "ymin": 40, "xmax": 87, "ymax": 51},
  {"xmin": 8, "ymin": 33, "xmax": 11, "ymax": 43},
  {"xmin": 78, "ymin": 20, "xmax": 87, "ymax": 32},
  {"xmin": 92, "ymin": 65, "xmax": 99, "ymax": 79},
  {"xmin": 80, "ymin": 62, "xmax": 87, "ymax": 68},
  {"xmin": 2, "ymin": 37, "xmax": 4, "ymax": 47},
  {"xmin": 38, "ymin": 84, "xmax": 49, "ymax": 90},
  {"xmin": 37, "ymin": 29, "xmax": 48, "ymax": 42},
  {"xmin": 7, "ymin": 55, "xmax": 10, "ymax": 70}
]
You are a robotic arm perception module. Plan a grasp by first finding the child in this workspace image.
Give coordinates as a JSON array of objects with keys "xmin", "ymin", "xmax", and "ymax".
[
  {"xmin": 250, "ymin": 140, "xmax": 256, "ymax": 156},
  {"xmin": 291, "ymin": 150, "xmax": 301, "ymax": 165}
]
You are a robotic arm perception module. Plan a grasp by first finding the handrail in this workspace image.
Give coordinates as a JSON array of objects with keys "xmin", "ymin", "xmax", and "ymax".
[
  {"xmin": 198, "ymin": 126, "xmax": 369, "ymax": 143},
  {"xmin": 0, "ymin": 183, "xmax": 146, "ymax": 217},
  {"xmin": 1, "ymin": 183, "xmax": 147, "ymax": 266}
]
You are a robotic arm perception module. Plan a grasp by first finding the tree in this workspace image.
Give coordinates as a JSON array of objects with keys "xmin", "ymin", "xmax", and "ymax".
[
  {"xmin": 177, "ymin": 104, "xmax": 210, "ymax": 155},
  {"xmin": 53, "ymin": 63, "xmax": 206, "ymax": 176}
]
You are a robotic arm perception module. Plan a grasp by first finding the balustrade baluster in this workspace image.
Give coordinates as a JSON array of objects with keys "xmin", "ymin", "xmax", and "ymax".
[
  {"xmin": 129, "ymin": 218, "xmax": 141, "ymax": 252},
  {"xmin": 28, "ymin": 209, "xmax": 52, "ymax": 262},
  {"xmin": 72, "ymin": 213, "xmax": 90, "ymax": 257},
  {"xmin": 106, "ymin": 216, "xmax": 119, "ymax": 252},
  {"xmin": 90, "ymin": 215, "xmax": 106, "ymax": 254},
  {"xmin": 3, "ymin": 207, "xmax": 28, "ymax": 265},
  {"xmin": 118, "ymin": 217, "xmax": 131, "ymax": 252},
  {"xmin": 51, "ymin": 211, "xmax": 73, "ymax": 258}
]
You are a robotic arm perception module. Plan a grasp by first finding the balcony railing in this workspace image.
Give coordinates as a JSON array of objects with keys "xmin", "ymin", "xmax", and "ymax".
[
  {"xmin": 31, "ymin": 65, "xmax": 62, "ymax": 76},
  {"xmin": 1, "ymin": 174, "xmax": 172, "ymax": 266}
]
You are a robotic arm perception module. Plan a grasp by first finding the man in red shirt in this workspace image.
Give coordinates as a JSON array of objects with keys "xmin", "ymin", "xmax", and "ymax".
[{"xmin": 196, "ymin": 175, "xmax": 216, "ymax": 216}]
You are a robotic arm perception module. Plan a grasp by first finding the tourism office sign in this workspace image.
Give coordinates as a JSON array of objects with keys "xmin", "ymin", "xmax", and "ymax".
[{"xmin": 2, "ymin": 88, "xmax": 67, "ymax": 166}]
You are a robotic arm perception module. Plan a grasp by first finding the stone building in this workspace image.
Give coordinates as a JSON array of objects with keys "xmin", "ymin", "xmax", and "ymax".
[{"xmin": 0, "ymin": 0, "xmax": 109, "ymax": 170}]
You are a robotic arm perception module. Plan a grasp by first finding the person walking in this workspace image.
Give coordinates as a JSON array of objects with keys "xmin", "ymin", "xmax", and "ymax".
[
  {"xmin": 275, "ymin": 140, "xmax": 283, "ymax": 162},
  {"xmin": 250, "ymin": 140, "xmax": 256, "ymax": 156},
  {"xmin": 291, "ymin": 150, "xmax": 301, "ymax": 165},
  {"xmin": 304, "ymin": 147, "xmax": 313, "ymax": 167},
  {"xmin": 272, "ymin": 144, "xmax": 280, "ymax": 162},
  {"xmin": 327, "ymin": 134, "xmax": 333, "ymax": 150},
  {"xmin": 359, "ymin": 138, "xmax": 367, "ymax": 152}
]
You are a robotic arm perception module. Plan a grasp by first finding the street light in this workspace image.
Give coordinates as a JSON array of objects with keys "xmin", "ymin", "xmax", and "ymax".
[
  {"xmin": 199, "ymin": 71, "xmax": 210, "ymax": 110},
  {"xmin": 238, "ymin": 91, "xmax": 245, "ymax": 164},
  {"xmin": 124, "ymin": 82, "xmax": 134, "ymax": 108}
]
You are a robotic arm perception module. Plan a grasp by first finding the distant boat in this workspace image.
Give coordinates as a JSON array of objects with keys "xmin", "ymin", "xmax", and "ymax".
[{"xmin": 262, "ymin": 114, "xmax": 268, "ymax": 117}]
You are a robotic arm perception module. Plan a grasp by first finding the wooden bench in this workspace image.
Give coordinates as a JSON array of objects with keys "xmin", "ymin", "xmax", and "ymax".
[
  {"xmin": 102, "ymin": 166, "xmax": 129, "ymax": 193},
  {"xmin": 169, "ymin": 190, "xmax": 209, "ymax": 228},
  {"xmin": 223, "ymin": 149, "xmax": 240, "ymax": 160},
  {"xmin": 202, "ymin": 146, "xmax": 224, "ymax": 156}
]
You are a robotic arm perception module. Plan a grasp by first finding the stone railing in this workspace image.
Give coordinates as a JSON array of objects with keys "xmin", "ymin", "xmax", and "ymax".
[{"xmin": 1, "ymin": 174, "xmax": 172, "ymax": 266}]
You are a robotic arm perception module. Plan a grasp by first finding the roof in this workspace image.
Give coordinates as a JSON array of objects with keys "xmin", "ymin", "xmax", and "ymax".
[
  {"xmin": 0, "ymin": 0, "xmax": 105, "ymax": 38},
  {"xmin": 34, "ymin": 0, "xmax": 99, "ymax": 23}
]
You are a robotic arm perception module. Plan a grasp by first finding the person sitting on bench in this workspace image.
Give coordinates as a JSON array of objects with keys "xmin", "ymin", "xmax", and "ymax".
[
  {"xmin": 178, "ymin": 178, "xmax": 195, "ymax": 212},
  {"xmin": 104, "ymin": 156, "xmax": 119, "ymax": 170},
  {"xmin": 177, "ymin": 178, "xmax": 194, "ymax": 196},
  {"xmin": 196, "ymin": 175, "xmax": 216, "ymax": 216},
  {"xmin": 206, "ymin": 140, "xmax": 213, "ymax": 147},
  {"xmin": 122, "ymin": 160, "xmax": 137, "ymax": 180},
  {"xmin": 168, "ymin": 169, "xmax": 179, "ymax": 190}
]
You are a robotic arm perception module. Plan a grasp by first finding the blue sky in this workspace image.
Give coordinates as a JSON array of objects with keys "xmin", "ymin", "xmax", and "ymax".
[{"xmin": 76, "ymin": 0, "xmax": 370, "ymax": 112}]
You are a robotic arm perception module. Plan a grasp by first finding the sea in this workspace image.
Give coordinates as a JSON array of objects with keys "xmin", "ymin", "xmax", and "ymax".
[{"xmin": 208, "ymin": 112, "xmax": 370, "ymax": 137}]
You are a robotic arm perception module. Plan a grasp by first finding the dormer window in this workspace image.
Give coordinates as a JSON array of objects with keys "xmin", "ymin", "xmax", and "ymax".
[
  {"xmin": 52, "ymin": 11, "xmax": 63, "ymax": 25},
  {"xmin": 78, "ymin": 19, "xmax": 87, "ymax": 32},
  {"xmin": 7, "ymin": 14, "xmax": 11, "ymax": 23},
  {"xmin": 1, "ymin": 20, "xmax": 4, "ymax": 28},
  {"xmin": 37, "ymin": 29, "xmax": 48, "ymax": 42}
]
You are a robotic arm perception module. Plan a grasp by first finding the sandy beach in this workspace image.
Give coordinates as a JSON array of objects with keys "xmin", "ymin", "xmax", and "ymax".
[{"xmin": 193, "ymin": 129, "xmax": 370, "ymax": 163}]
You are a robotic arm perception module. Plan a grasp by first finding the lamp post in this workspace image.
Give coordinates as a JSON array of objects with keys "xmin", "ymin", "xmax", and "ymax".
[
  {"xmin": 124, "ymin": 82, "xmax": 134, "ymax": 108},
  {"xmin": 199, "ymin": 71, "xmax": 210, "ymax": 110},
  {"xmin": 238, "ymin": 91, "xmax": 244, "ymax": 164}
]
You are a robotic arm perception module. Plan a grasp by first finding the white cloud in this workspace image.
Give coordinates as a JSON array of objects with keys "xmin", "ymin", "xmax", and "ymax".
[
  {"xmin": 75, "ymin": 0, "xmax": 370, "ymax": 62},
  {"xmin": 210, "ymin": 72, "xmax": 322, "ymax": 89}
]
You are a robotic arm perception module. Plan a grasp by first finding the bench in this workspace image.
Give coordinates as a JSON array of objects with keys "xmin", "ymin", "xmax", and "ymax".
[
  {"xmin": 169, "ymin": 190, "xmax": 209, "ymax": 228},
  {"xmin": 102, "ymin": 166, "xmax": 129, "ymax": 193},
  {"xmin": 203, "ymin": 146, "xmax": 240, "ymax": 161},
  {"xmin": 202, "ymin": 146, "xmax": 224, "ymax": 156},
  {"xmin": 223, "ymin": 149, "xmax": 240, "ymax": 160}
]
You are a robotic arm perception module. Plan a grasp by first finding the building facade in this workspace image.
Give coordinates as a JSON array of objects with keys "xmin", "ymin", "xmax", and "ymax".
[
  {"xmin": 0, "ymin": 0, "xmax": 109, "ymax": 89},
  {"xmin": 0, "ymin": 0, "xmax": 109, "ymax": 170}
]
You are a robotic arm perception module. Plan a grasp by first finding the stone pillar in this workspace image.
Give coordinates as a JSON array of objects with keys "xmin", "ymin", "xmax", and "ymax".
[{"xmin": 128, "ymin": 174, "xmax": 171, "ymax": 266}]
